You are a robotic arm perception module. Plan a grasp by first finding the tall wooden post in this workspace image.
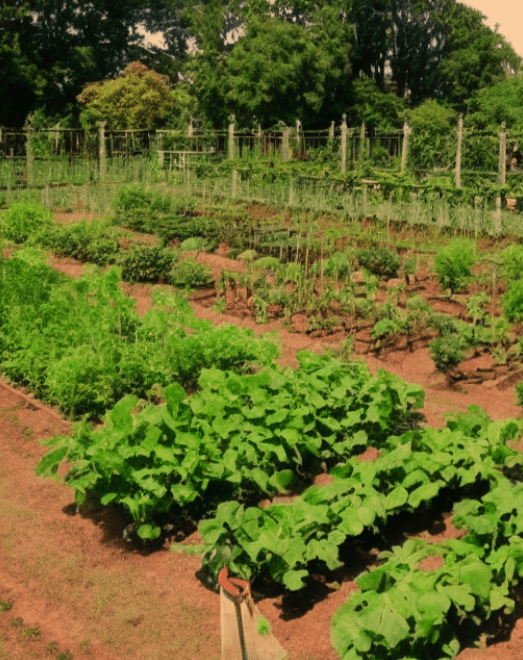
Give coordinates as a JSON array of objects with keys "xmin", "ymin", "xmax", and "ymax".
[
  {"xmin": 25, "ymin": 127, "xmax": 34, "ymax": 187},
  {"xmin": 98, "ymin": 121, "xmax": 107, "ymax": 180},
  {"xmin": 359, "ymin": 121, "xmax": 366, "ymax": 162},
  {"xmin": 329, "ymin": 121, "xmax": 335, "ymax": 141},
  {"xmin": 228, "ymin": 115, "xmax": 235, "ymax": 160},
  {"xmin": 401, "ymin": 122, "xmax": 411, "ymax": 173},
  {"xmin": 455, "ymin": 114, "xmax": 463, "ymax": 189},
  {"xmin": 341, "ymin": 114, "xmax": 347, "ymax": 174},
  {"xmin": 498, "ymin": 122, "xmax": 507, "ymax": 187},
  {"xmin": 282, "ymin": 126, "xmax": 290, "ymax": 162}
]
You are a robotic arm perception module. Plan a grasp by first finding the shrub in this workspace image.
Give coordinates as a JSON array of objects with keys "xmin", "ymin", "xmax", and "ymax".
[
  {"xmin": 112, "ymin": 184, "xmax": 171, "ymax": 231},
  {"xmin": 33, "ymin": 220, "xmax": 119, "ymax": 265},
  {"xmin": 429, "ymin": 334, "xmax": 466, "ymax": 371},
  {"xmin": 503, "ymin": 281, "xmax": 523, "ymax": 323},
  {"xmin": 169, "ymin": 258, "xmax": 213, "ymax": 289},
  {"xmin": 1, "ymin": 203, "xmax": 53, "ymax": 243},
  {"xmin": 501, "ymin": 244, "xmax": 523, "ymax": 286},
  {"xmin": 356, "ymin": 248, "xmax": 401, "ymax": 279},
  {"xmin": 433, "ymin": 239, "xmax": 476, "ymax": 293},
  {"xmin": 118, "ymin": 246, "xmax": 178, "ymax": 284}
]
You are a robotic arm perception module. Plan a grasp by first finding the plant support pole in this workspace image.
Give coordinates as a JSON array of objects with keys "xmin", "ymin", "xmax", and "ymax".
[{"xmin": 455, "ymin": 114, "xmax": 463, "ymax": 189}]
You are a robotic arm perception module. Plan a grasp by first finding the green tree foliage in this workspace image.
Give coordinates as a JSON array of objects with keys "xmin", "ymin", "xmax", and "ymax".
[
  {"xmin": 434, "ymin": 3, "xmax": 521, "ymax": 110},
  {"xmin": 77, "ymin": 62, "xmax": 173, "ymax": 130},
  {"xmin": 466, "ymin": 76, "xmax": 523, "ymax": 132},
  {"xmin": 408, "ymin": 100, "xmax": 457, "ymax": 171}
]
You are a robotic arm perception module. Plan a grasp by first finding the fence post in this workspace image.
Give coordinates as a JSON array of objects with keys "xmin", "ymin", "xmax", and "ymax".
[
  {"xmin": 329, "ymin": 121, "xmax": 335, "ymax": 141},
  {"xmin": 455, "ymin": 114, "xmax": 463, "ymax": 189},
  {"xmin": 25, "ymin": 127, "xmax": 34, "ymax": 187},
  {"xmin": 340, "ymin": 114, "xmax": 347, "ymax": 174},
  {"xmin": 232, "ymin": 169, "xmax": 238, "ymax": 198},
  {"xmin": 498, "ymin": 122, "xmax": 507, "ymax": 187},
  {"xmin": 188, "ymin": 117, "xmax": 194, "ymax": 137},
  {"xmin": 401, "ymin": 122, "xmax": 411, "ymax": 173},
  {"xmin": 296, "ymin": 119, "xmax": 302, "ymax": 156},
  {"xmin": 359, "ymin": 122, "xmax": 366, "ymax": 162},
  {"xmin": 98, "ymin": 121, "xmax": 107, "ymax": 180},
  {"xmin": 228, "ymin": 115, "xmax": 235, "ymax": 160},
  {"xmin": 282, "ymin": 126, "xmax": 290, "ymax": 162},
  {"xmin": 157, "ymin": 131, "xmax": 164, "ymax": 168}
]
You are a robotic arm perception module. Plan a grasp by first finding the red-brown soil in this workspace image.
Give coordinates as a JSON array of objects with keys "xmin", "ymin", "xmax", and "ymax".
[{"xmin": 2, "ymin": 245, "xmax": 523, "ymax": 659}]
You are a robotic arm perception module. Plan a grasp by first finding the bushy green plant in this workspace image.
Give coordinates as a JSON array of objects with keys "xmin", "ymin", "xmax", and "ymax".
[
  {"xmin": 33, "ymin": 220, "xmax": 119, "ymax": 265},
  {"xmin": 0, "ymin": 203, "xmax": 53, "ymax": 243},
  {"xmin": 501, "ymin": 244, "xmax": 523, "ymax": 286},
  {"xmin": 429, "ymin": 334, "xmax": 466, "ymax": 371},
  {"xmin": 503, "ymin": 280, "xmax": 523, "ymax": 323},
  {"xmin": 118, "ymin": 246, "xmax": 179, "ymax": 284},
  {"xmin": 169, "ymin": 258, "xmax": 213, "ymax": 289},
  {"xmin": 356, "ymin": 247, "xmax": 401, "ymax": 279},
  {"xmin": 433, "ymin": 239, "xmax": 476, "ymax": 293},
  {"xmin": 112, "ymin": 184, "xmax": 172, "ymax": 230}
]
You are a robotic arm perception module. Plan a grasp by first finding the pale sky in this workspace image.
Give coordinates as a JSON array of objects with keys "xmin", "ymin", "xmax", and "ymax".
[{"xmin": 463, "ymin": 1, "xmax": 523, "ymax": 57}]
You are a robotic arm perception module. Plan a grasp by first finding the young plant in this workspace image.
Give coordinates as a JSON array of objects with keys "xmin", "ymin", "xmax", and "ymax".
[{"xmin": 433, "ymin": 238, "xmax": 477, "ymax": 293}]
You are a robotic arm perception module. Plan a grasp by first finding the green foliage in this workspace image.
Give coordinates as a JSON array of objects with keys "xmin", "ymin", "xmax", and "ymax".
[
  {"xmin": 37, "ymin": 353, "xmax": 424, "ymax": 539},
  {"xmin": 118, "ymin": 246, "xmax": 178, "ymax": 284},
  {"xmin": 78, "ymin": 62, "xmax": 172, "ymax": 130},
  {"xmin": 433, "ymin": 239, "xmax": 477, "ymax": 293},
  {"xmin": 32, "ymin": 219, "xmax": 120, "ymax": 265},
  {"xmin": 408, "ymin": 100, "xmax": 457, "ymax": 172},
  {"xmin": 112, "ymin": 184, "xmax": 172, "ymax": 230},
  {"xmin": 356, "ymin": 248, "xmax": 401, "ymax": 279},
  {"xmin": 429, "ymin": 334, "xmax": 466, "ymax": 371},
  {"xmin": 502, "ymin": 281, "xmax": 523, "ymax": 324},
  {"xmin": 0, "ymin": 258, "xmax": 278, "ymax": 418},
  {"xmin": 0, "ymin": 203, "xmax": 53, "ymax": 244},
  {"xmin": 501, "ymin": 245, "xmax": 523, "ymax": 286},
  {"xmin": 169, "ymin": 258, "xmax": 213, "ymax": 289}
]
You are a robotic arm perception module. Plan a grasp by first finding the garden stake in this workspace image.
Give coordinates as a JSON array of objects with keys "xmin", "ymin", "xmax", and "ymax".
[{"xmin": 219, "ymin": 566, "xmax": 287, "ymax": 660}]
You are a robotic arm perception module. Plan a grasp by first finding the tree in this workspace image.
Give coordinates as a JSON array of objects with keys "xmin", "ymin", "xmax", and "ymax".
[{"xmin": 77, "ymin": 63, "xmax": 173, "ymax": 130}]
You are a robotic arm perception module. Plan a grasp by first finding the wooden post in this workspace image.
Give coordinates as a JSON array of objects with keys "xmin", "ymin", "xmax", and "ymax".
[
  {"xmin": 359, "ymin": 121, "xmax": 366, "ymax": 162},
  {"xmin": 188, "ymin": 117, "xmax": 194, "ymax": 137},
  {"xmin": 98, "ymin": 121, "xmax": 107, "ymax": 180},
  {"xmin": 340, "ymin": 114, "xmax": 347, "ymax": 174},
  {"xmin": 232, "ymin": 169, "xmax": 238, "ymax": 198},
  {"xmin": 329, "ymin": 121, "xmax": 335, "ymax": 141},
  {"xmin": 25, "ymin": 127, "xmax": 34, "ymax": 187},
  {"xmin": 494, "ymin": 195, "xmax": 502, "ymax": 234},
  {"xmin": 228, "ymin": 115, "xmax": 235, "ymax": 160},
  {"xmin": 401, "ymin": 122, "xmax": 411, "ymax": 173},
  {"xmin": 455, "ymin": 114, "xmax": 463, "ymax": 189},
  {"xmin": 282, "ymin": 126, "xmax": 290, "ymax": 162},
  {"xmin": 498, "ymin": 122, "xmax": 507, "ymax": 187},
  {"xmin": 157, "ymin": 131, "xmax": 164, "ymax": 168}
]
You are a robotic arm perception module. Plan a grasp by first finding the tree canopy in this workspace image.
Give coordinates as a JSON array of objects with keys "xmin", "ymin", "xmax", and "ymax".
[{"xmin": 0, "ymin": 0, "xmax": 521, "ymax": 129}]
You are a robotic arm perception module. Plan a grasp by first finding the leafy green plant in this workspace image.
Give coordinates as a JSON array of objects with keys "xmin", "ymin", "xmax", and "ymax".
[
  {"xmin": 501, "ymin": 244, "xmax": 523, "ymax": 286},
  {"xmin": 356, "ymin": 248, "xmax": 401, "ymax": 279},
  {"xmin": 169, "ymin": 258, "xmax": 213, "ymax": 289},
  {"xmin": 118, "ymin": 246, "xmax": 179, "ymax": 284},
  {"xmin": 0, "ymin": 202, "xmax": 53, "ymax": 243},
  {"xmin": 503, "ymin": 281, "xmax": 523, "ymax": 323},
  {"xmin": 429, "ymin": 334, "xmax": 466, "ymax": 371},
  {"xmin": 433, "ymin": 239, "xmax": 477, "ymax": 293}
]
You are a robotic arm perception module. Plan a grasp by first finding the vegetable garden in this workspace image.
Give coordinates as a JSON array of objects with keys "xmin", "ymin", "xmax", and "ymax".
[{"xmin": 3, "ymin": 170, "xmax": 523, "ymax": 659}]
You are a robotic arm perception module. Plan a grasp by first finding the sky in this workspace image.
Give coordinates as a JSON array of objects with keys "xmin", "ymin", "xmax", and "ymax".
[{"xmin": 463, "ymin": 1, "xmax": 523, "ymax": 56}]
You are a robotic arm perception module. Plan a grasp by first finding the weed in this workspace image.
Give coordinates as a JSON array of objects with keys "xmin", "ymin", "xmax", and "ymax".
[
  {"xmin": 22, "ymin": 426, "xmax": 34, "ymax": 440},
  {"xmin": 57, "ymin": 652, "xmax": 73, "ymax": 660},
  {"xmin": 11, "ymin": 616, "xmax": 23, "ymax": 627},
  {"xmin": 20, "ymin": 626, "xmax": 41, "ymax": 638},
  {"xmin": 0, "ymin": 600, "xmax": 13, "ymax": 612},
  {"xmin": 47, "ymin": 641, "xmax": 59, "ymax": 653}
]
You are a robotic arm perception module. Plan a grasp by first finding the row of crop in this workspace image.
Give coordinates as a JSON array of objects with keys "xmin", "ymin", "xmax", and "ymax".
[
  {"xmin": 36, "ymin": 352, "xmax": 425, "ymax": 540},
  {"xmin": 198, "ymin": 409, "xmax": 523, "ymax": 589},
  {"xmin": 0, "ymin": 250, "xmax": 277, "ymax": 417},
  {"xmin": 332, "ymin": 475, "xmax": 523, "ymax": 659}
]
